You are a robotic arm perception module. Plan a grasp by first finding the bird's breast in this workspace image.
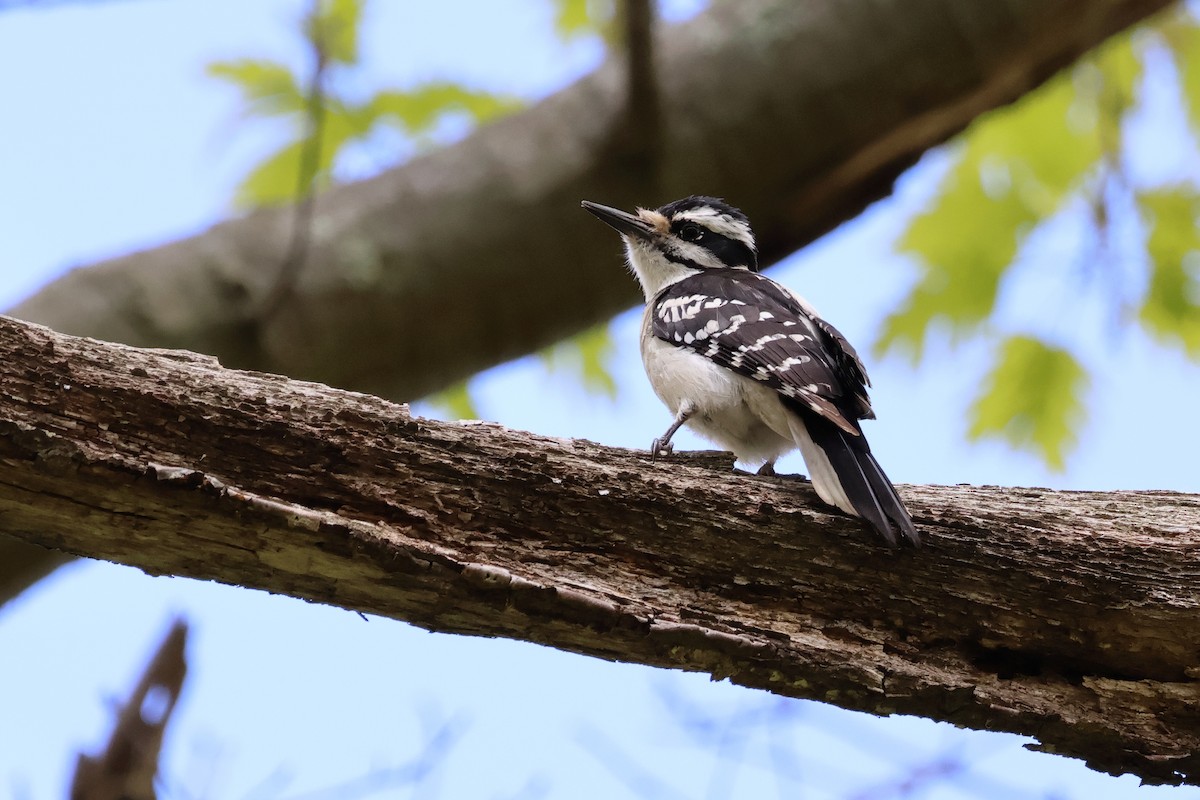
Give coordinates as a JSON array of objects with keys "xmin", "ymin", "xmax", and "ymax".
[{"xmin": 640, "ymin": 311, "xmax": 793, "ymax": 464}]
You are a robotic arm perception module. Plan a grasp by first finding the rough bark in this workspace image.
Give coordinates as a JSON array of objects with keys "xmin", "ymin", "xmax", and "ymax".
[
  {"xmin": 12, "ymin": 0, "xmax": 1177, "ymax": 402},
  {"xmin": 2, "ymin": 314, "xmax": 1197, "ymax": 786},
  {"xmin": 8, "ymin": 0, "xmax": 1179, "ymax": 604}
]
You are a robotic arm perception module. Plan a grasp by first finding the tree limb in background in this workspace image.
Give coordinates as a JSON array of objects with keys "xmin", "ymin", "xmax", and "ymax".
[
  {"xmin": 617, "ymin": 0, "xmax": 660, "ymax": 179},
  {"xmin": 11, "ymin": 0, "xmax": 1177, "ymax": 403},
  {"xmin": 70, "ymin": 619, "xmax": 189, "ymax": 800},
  {"xmin": 2, "ymin": 315, "xmax": 1197, "ymax": 786}
]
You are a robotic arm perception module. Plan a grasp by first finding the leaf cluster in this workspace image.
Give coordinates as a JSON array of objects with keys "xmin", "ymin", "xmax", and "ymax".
[
  {"xmin": 208, "ymin": 0, "xmax": 624, "ymax": 417},
  {"xmin": 207, "ymin": 0, "xmax": 521, "ymax": 208},
  {"xmin": 552, "ymin": 0, "xmax": 618, "ymax": 44},
  {"xmin": 883, "ymin": 10, "xmax": 1200, "ymax": 468}
]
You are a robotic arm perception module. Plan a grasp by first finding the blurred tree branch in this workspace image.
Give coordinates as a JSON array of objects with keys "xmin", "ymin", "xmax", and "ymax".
[
  {"xmin": 618, "ymin": 0, "xmax": 660, "ymax": 177},
  {"xmin": 70, "ymin": 619, "xmax": 188, "ymax": 800},
  {"xmin": 11, "ymin": 0, "xmax": 1178, "ymax": 401},
  {"xmin": 3, "ymin": 315, "xmax": 1198, "ymax": 786}
]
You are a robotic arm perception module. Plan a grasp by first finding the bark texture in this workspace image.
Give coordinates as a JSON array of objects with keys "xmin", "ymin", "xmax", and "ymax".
[
  {"xmin": 12, "ymin": 0, "xmax": 1177, "ymax": 402},
  {"xmin": 7, "ymin": 0, "xmax": 1179, "ymax": 606},
  {"xmin": 2, "ymin": 315, "xmax": 1197, "ymax": 786}
]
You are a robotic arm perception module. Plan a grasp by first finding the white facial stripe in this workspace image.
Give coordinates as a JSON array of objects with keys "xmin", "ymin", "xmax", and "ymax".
[
  {"xmin": 620, "ymin": 203, "xmax": 758, "ymax": 298},
  {"xmin": 674, "ymin": 209, "xmax": 756, "ymax": 250},
  {"xmin": 667, "ymin": 239, "xmax": 727, "ymax": 270}
]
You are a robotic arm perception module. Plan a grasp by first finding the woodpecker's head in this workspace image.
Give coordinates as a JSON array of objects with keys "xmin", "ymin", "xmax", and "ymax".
[{"xmin": 582, "ymin": 196, "xmax": 759, "ymax": 300}]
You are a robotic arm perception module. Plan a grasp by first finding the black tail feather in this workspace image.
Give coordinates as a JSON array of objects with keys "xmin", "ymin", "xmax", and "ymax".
[
  {"xmin": 814, "ymin": 426, "xmax": 895, "ymax": 546},
  {"xmin": 802, "ymin": 413, "xmax": 919, "ymax": 547},
  {"xmin": 860, "ymin": 450, "xmax": 919, "ymax": 545}
]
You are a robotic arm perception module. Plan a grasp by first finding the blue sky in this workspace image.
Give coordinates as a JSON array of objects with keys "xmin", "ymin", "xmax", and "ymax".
[{"xmin": 1, "ymin": 1, "xmax": 1198, "ymax": 798}]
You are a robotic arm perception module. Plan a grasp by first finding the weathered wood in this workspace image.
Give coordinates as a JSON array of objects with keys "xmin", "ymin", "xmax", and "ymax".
[
  {"xmin": 1, "ymin": 314, "xmax": 1197, "ymax": 785},
  {"xmin": 4, "ymin": 0, "xmax": 1183, "ymax": 654}
]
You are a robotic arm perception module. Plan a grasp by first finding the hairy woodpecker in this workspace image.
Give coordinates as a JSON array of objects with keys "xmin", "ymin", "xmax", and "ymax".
[{"xmin": 581, "ymin": 196, "xmax": 919, "ymax": 547}]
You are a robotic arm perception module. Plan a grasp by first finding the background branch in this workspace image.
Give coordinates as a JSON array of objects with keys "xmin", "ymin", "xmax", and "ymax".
[
  {"xmin": 11, "ymin": 0, "xmax": 1177, "ymax": 402},
  {"xmin": 616, "ymin": 0, "xmax": 660, "ymax": 181},
  {"xmin": 70, "ymin": 619, "xmax": 188, "ymax": 800}
]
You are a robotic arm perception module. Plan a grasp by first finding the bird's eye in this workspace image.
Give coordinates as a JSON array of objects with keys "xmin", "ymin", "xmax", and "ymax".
[{"xmin": 679, "ymin": 224, "xmax": 703, "ymax": 242}]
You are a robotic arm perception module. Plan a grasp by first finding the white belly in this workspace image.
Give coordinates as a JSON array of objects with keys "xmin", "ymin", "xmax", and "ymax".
[{"xmin": 640, "ymin": 330, "xmax": 795, "ymax": 465}]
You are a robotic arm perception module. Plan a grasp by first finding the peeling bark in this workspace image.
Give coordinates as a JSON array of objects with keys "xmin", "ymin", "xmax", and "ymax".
[{"xmin": 1, "ymin": 315, "xmax": 1197, "ymax": 786}]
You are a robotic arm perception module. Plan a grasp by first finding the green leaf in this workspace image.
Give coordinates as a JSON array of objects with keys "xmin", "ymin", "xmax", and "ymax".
[
  {"xmin": 968, "ymin": 336, "xmax": 1089, "ymax": 470},
  {"xmin": 554, "ymin": 0, "xmax": 590, "ymax": 38},
  {"xmin": 879, "ymin": 154, "xmax": 1037, "ymax": 363},
  {"xmin": 1091, "ymin": 25, "xmax": 1141, "ymax": 128},
  {"xmin": 540, "ymin": 323, "xmax": 618, "ymax": 400},
  {"xmin": 1067, "ymin": 29, "xmax": 1140, "ymax": 162},
  {"xmin": 235, "ymin": 139, "xmax": 308, "ymax": 208},
  {"xmin": 424, "ymin": 380, "xmax": 479, "ymax": 420},
  {"xmin": 366, "ymin": 84, "xmax": 522, "ymax": 136},
  {"xmin": 207, "ymin": 59, "xmax": 306, "ymax": 116},
  {"xmin": 1162, "ymin": 15, "xmax": 1200, "ymax": 142},
  {"xmin": 879, "ymin": 33, "xmax": 1140, "ymax": 363},
  {"xmin": 306, "ymin": 0, "xmax": 363, "ymax": 65},
  {"xmin": 326, "ymin": 97, "xmax": 379, "ymax": 140},
  {"xmin": 1137, "ymin": 187, "xmax": 1200, "ymax": 358},
  {"xmin": 552, "ymin": 0, "xmax": 615, "ymax": 41},
  {"xmin": 233, "ymin": 107, "xmax": 360, "ymax": 208}
]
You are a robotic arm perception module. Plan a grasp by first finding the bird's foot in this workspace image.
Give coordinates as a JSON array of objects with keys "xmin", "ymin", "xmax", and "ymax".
[
  {"xmin": 757, "ymin": 462, "xmax": 777, "ymax": 477},
  {"xmin": 650, "ymin": 438, "xmax": 675, "ymax": 462}
]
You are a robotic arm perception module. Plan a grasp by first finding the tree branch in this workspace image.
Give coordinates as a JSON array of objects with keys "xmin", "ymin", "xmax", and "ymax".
[
  {"xmin": 11, "ymin": 0, "xmax": 1177, "ymax": 402},
  {"xmin": 616, "ymin": 0, "xmax": 660, "ymax": 182},
  {"xmin": 2, "ymin": 314, "xmax": 1197, "ymax": 786},
  {"xmin": 70, "ymin": 619, "xmax": 188, "ymax": 800}
]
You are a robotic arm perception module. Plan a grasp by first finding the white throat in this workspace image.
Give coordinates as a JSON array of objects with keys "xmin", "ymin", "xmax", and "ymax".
[{"xmin": 624, "ymin": 238, "xmax": 700, "ymax": 301}]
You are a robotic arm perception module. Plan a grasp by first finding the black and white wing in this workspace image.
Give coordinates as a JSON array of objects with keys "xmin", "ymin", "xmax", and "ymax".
[
  {"xmin": 651, "ymin": 269, "xmax": 918, "ymax": 547},
  {"xmin": 650, "ymin": 269, "xmax": 872, "ymax": 433}
]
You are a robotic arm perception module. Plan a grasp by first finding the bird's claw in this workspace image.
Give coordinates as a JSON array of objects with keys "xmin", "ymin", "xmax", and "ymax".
[{"xmin": 650, "ymin": 438, "xmax": 675, "ymax": 462}]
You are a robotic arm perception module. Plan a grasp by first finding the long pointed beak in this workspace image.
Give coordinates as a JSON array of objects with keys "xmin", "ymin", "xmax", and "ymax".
[{"xmin": 581, "ymin": 200, "xmax": 656, "ymax": 241}]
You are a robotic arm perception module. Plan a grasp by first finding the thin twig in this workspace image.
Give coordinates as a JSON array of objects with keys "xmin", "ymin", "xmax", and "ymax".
[
  {"xmin": 260, "ymin": 0, "xmax": 330, "ymax": 324},
  {"xmin": 271, "ymin": 713, "xmax": 468, "ymax": 800}
]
